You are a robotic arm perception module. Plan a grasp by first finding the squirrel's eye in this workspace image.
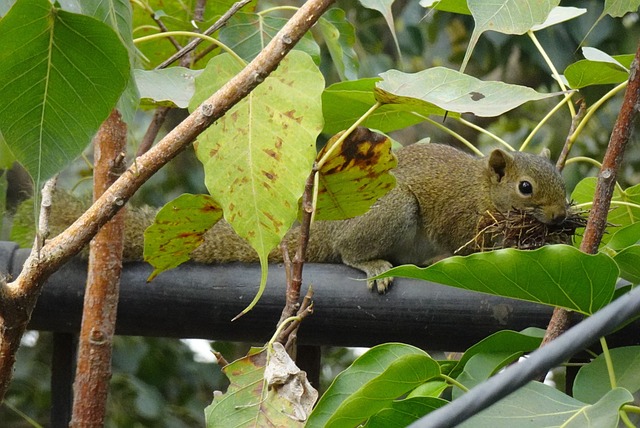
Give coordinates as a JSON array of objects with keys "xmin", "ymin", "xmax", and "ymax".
[{"xmin": 518, "ymin": 180, "xmax": 533, "ymax": 196}]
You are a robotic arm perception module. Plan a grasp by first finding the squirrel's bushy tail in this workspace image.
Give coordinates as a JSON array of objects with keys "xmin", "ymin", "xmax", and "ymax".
[{"xmin": 49, "ymin": 190, "xmax": 338, "ymax": 265}]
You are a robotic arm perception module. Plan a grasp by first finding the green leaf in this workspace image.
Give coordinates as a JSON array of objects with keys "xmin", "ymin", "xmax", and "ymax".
[
  {"xmin": 460, "ymin": 0, "xmax": 560, "ymax": 72},
  {"xmin": 359, "ymin": 0, "xmax": 401, "ymax": 60},
  {"xmin": 376, "ymin": 67, "xmax": 563, "ymax": 117},
  {"xmin": 322, "ymin": 78, "xmax": 449, "ymax": 135},
  {"xmin": 582, "ymin": 1, "xmax": 640, "ymax": 51},
  {"xmin": 531, "ymin": 6, "xmax": 587, "ymax": 31},
  {"xmin": 453, "ymin": 352, "xmax": 523, "ymax": 399},
  {"xmin": 582, "ymin": 47, "xmax": 629, "ymax": 70},
  {"xmin": 0, "ymin": 0, "xmax": 129, "ymax": 187},
  {"xmin": 603, "ymin": 0, "xmax": 640, "ymax": 18},
  {"xmin": 450, "ymin": 329, "xmax": 544, "ymax": 379},
  {"xmin": 316, "ymin": 8, "xmax": 359, "ymax": 81},
  {"xmin": 606, "ymin": 222, "xmax": 640, "ymax": 251},
  {"xmin": 0, "ymin": 134, "xmax": 15, "ymax": 169},
  {"xmin": 458, "ymin": 383, "xmax": 632, "ymax": 427},
  {"xmin": 407, "ymin": 380, "xmax": 449, "ymax": 398},
  {"xmin": 135, "ymin": 68, "xmax": 203, "ymax": 109},
  {"xmin": 143, "ymin": 194, "xmax": 223, "ymax": 281},
  {"xmin": 564, "ymin": 52, "xmax": 633, "ymax": 89},
  {"xmin": 419, "ymin": 0, "xmax": 471, "ymax": 15},
  {"xmin": 614, "ymin": 246, "xmax": 640, "ymax": 284},
  {"xmin": 190, "ymin": 51, "xmax": 323, "ymax": 315},
  {"xmin": 575, "ymin": 346, "xmax": 640, "ymax": 404},
  {"xmin": 379, "ymin": 245, "xmax": 619, "ymax": 315},
  {"xmin": 205, "ymin": 344, "xmax": 316, "ymax": 428},
  {"xmin": 306, "ymin": 343, "xmax": 440, "ymax": 428},
  {"xmin": 571, "ymin": 177, "xmax": 640, "ymax": 245},
  {"xmin": 62, "ymin": 0, "xmax": 138, "ymax": 125},
  {"xmin": 315, "ymin": 128, "xmax": 397, "ymax": 221},
  {"xmin": 219, "ymin": 12, "xmax": 320, "ymax": 64},
  {"xmin": 363, "ymin": 396, "xmax": 448, "ymax": 428}
]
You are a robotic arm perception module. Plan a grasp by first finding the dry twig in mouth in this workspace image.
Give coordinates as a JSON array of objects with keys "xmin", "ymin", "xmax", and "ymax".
[{"xmin": 458, "ymin": 206, "xmax": 589, "ymax": 254}]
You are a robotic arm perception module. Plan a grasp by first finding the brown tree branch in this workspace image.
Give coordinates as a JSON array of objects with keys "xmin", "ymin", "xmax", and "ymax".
[
  {"xmin": 69, "ymin": 110, "xmax": 127, "ymax": 427},
  {"xmin": 541, "ymin": 40, "xmax": 640, "ymax": 348},
  {"xmin": 136, "ymin": 106, "xmax": 170, "ymax": 157},
  {"xmin": 0, "ymin": 0, "xmax": 335, "ymax": 402}
]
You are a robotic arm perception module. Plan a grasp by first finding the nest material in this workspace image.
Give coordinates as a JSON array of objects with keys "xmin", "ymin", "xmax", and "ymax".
[{"xmin": 459, "ymin": 206, "xmax": 588, "ymax": 253}]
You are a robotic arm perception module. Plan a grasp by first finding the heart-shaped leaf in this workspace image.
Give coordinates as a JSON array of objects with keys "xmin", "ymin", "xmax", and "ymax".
[
  {"xmin": 458, "ymin": 383, "xmax": 632, "ymax": 427},
  {"xmin": 306, "ymin": 343, "xmax": 440, "ymax": 428},
  {"xmin": 378, "ymin": 245, "xmax": 618, "ymax": 315},
  {"xmin": 460, "ymin": 0, "xmax": 560, "ymax": 71},
  {"xmin": 315, "ymin": 128, "xmax": 397, "ymax": 221},
  {"xmin": 574, "ymin": 346, "xmax": 640, "ymax": 404},
  {"xmin": 0, "ymin": 0, "xmax": 129, "ymax": 187},
  {"xmin": 205, "ymin": 344, "xmax": 317, "ymax": 428},
  {"xmin": 376, "ymin": 67, "xmax": 564, "ymax": 118},
  {"xmin": 143, "ymin": 193, "xmax": 223, "ymax": 281},
  {"xmin": 190, "ymin": 51, "xmax": 324, "ymax": 316},
  {"xmin": 322, "ymin": 78, "xmax": 449, "ymax": 135}
]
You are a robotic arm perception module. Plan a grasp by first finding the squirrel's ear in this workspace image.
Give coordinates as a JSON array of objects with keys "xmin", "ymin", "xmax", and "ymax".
[
  {"xmin": 539, "ymin": 148, "xmax": 551, "ymax": 159},
  {"xmin": 488, "ymin": 149, "xmax": 513, "ymax": 183}
]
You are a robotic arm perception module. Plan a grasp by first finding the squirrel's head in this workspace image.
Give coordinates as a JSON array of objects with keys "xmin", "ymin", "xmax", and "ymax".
[{"xmin": 486, "ymin": 148, "xmax": 568, "ymax": 224}]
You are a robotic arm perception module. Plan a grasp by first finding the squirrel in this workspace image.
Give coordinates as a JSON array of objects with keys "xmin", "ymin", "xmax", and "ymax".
[{"xmin": 48, "ymin": 139, "xmax": 568, "ymax": 293}]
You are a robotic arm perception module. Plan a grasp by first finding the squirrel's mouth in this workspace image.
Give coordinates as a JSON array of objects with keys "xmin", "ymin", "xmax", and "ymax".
[{"xmin": 462, "ymin": 206, "xmax": 587, "ymax": 253}]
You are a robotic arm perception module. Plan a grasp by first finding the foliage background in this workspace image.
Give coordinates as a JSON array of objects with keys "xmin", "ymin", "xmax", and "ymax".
[{"xmin": 1, "ymin": 0, "xmax": 639, "ymax": 426}]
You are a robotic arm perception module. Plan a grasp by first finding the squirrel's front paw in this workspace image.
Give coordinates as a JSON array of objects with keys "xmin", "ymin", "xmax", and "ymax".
[
  {"xmin": 367, "ymin": 275, "xmax": 393, "ymax": 294},
  {"xmin": 348, "ymin": 259, "xmax": 394, "ymax": 294}
]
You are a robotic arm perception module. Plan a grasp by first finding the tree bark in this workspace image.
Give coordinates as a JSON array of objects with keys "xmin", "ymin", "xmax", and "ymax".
[{"xmin": 70, "ymin": 110, "xmax": 126, "ymax": 427}]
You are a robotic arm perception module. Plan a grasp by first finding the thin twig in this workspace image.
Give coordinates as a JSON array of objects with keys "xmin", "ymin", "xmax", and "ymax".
[
  {"xmin": 152, "ymin": 13, "xmax": 182, "ymax": 50},
  {"xmin": 278, "ymin": 168, "xmax": 316, "ymax": 330},
  {"xmin": 195, "ymin": 0, "xmax": 207, "ymax": 23},
  {"xmin": 283, "ymin": 289, "xmax": 315, "ymax": 352},
  {"xmin": 156, "ymin": 0, "xmax": 252, "ymax": 69},
  {"xmin": 36, "ymin": 176, "xmax": 58, "ymax": 255},
  {"xmin": 137, "ymin": 106, "xmax": 170, "ymax": 156},
  {"xmin": 556, "ymin": 100, "xmax": 588, "ymax": 172},
  {"xmin": 213, "ymin": 351, "xmax": 229, "ymax": 367},
  {"xmin": 541, "ymin": 40, "xmax": 640, "ymax": 348}
]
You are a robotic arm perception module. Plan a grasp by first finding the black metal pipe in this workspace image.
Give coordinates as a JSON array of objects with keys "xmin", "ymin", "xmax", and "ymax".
[{"xmin": 2, "ymin": 241, "xmax": 637, "ymax": 351}]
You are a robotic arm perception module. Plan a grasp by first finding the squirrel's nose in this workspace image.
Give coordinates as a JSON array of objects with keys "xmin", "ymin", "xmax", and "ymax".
[{"xmin": 545, "ymin": 206, "xmax": 567, "ymax": 225}]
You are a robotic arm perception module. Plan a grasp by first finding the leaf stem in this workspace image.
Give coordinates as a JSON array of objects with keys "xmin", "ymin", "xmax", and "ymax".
[
  {"xmin": 441, "ymin": 374, "xmax": 469, "ymax": 393},
  {"xmin": 269, "ymin": 315, "xmax": 301, "ymax": 346},
  {"xmin": 457, "ymin": 117, "xmax": 513, "ymax": 151},
  {"xmin": 564, "ymin": 156, "xmax": 602, "ymax": 169},
  {"xmin": 413, "ymin": 113, "xmax": 482, "ymax": 156},
  {"xmin": 316, "ymin": 101, "xmax": 382, "ymax": 168},
  {"xmin": 527, "ymin": 30, "xmax": 576, "ymax": 117},
  {"xmin": 568, "ymin": 81, "xmax": 628, "ymax": 148},
  {"xmin": 620, "ymin": 410, "xmax": 635, "ymax": 428},
  {"xmin": 622, "ymin": 405, "xmax": 640, "ymax": 414},
  {"xmin": 134, "ymin": 31, "xmax": 247, "ymax": 67},
  {"xmin": 2, "ymin": 401, "xmax": 43, "ymax": 428},
  {"xmin": 520, "ymin": 91, "xmax": 573, "ymax": 152},
  {"xmin": 600, "ymin": 337, "xmax": 617, "ymax": 388},
  {"xmin": 258, "ymin": 6, "xmax": 299, "ymax": 15},
  {"xmin": 575, "ymin": 200, "xmax": 640, "ymax": 211}
]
